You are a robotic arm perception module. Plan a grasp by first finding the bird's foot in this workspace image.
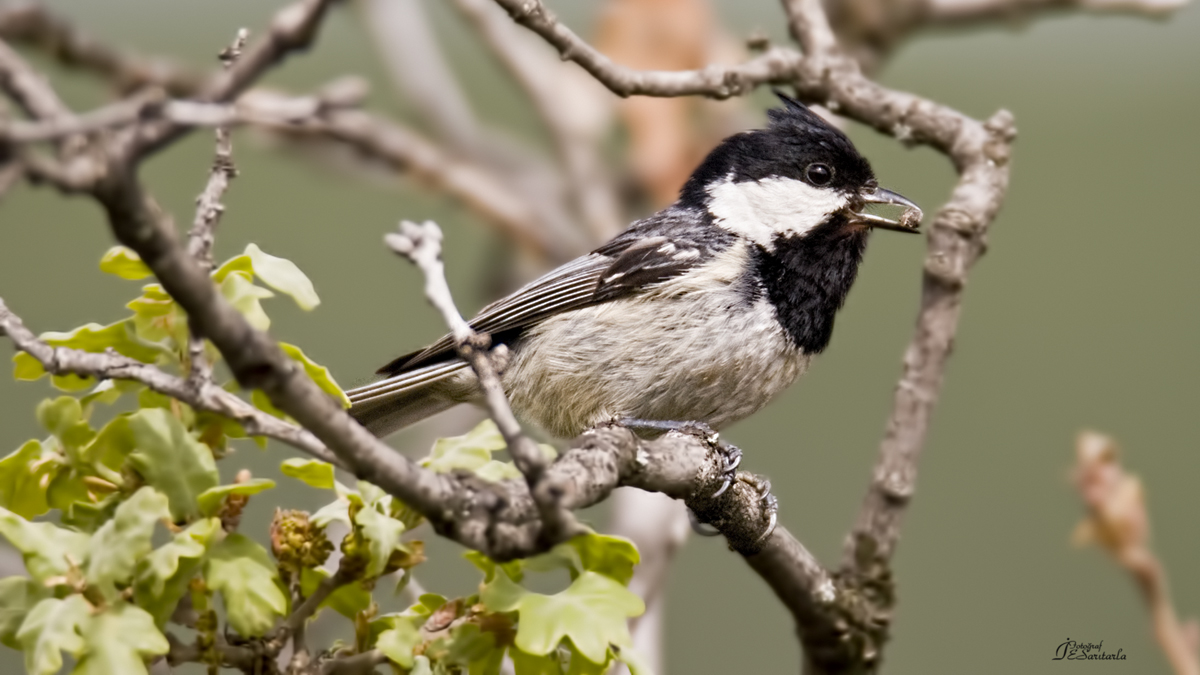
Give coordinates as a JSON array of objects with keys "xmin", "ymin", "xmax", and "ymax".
[
  {"xmin": 618, "ymin": 418, "xmax": 741, "ymax": 497},
  {"xmin": 738, "ymin": 473, "xmax": 779, "ymax": 544},
  {"xmin": 620, "ymin": 418, "xmax": 749, "ymax": 537}
]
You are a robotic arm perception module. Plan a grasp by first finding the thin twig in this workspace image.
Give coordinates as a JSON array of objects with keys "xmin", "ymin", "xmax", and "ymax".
[
  {"xmin": 186, "ymin": 28, "xmax": 248, "ymax": 390},
  {"xmin": 188, "ymin": 31, "xmax": 245, "ymax": 380},
  {"xmin": 385, "ymin": 220, "xmax": 584, "ymax": 545},
  {"xmin": 269, "ymin": 563, "xmax": 358, "ymax": 655},
  {"xmin": 1072, "ymin": 432, "xmax": 1200, "ymax": 675},
  {"xmin": 451, "ymin": 0, "xmax": 621, "ymax": 241},
  {"xmin": 0, "ymin": 296, "xmax": 342, "ymax": 467},
  {"xmin": 0, "ymin": 2, "xmax": 204, "ymax": 95},
  {"xmin": 319, "ymin": 650, "xmax": 386, "ymax": 675}
]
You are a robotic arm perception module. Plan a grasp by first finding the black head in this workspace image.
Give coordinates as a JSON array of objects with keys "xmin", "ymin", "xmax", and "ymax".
[
  {"xmin": 681, "ymin": 93, "xmax": 876, "ymax": 206},
  {"xmin": 678, "ymin": 93, "xmax": 920, "ymax": 240}
]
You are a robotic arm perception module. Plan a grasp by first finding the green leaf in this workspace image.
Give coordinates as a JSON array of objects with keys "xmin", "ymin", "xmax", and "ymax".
[
  {"xmin": 565, "ymin": 533, "xmax": 639, "ymax": 585},
  {"xmin": 127, "ymin": 284, "xmax": 185, "ymax": 345},
  {"xmin": 511, "ymin": 646, "xmax": 565, "ymax": 675},
  {"xmin": 205, "ymin": 533, "xmax": 288, "ymax": 637},
  {"xmin": 464, "ymin": 550, "xmax": 524, "ymax": 583},
  {"xmin": 443, "ymin": 623, "xmax": 502, "ymax": 671},
  {"xmin": 50, "ymin": 372, "xmax": 96, "ymax": 392},
  {"xmin": 0, "ymin": 576, "xmax": 49, "ymax": 650},
  {"xmin": 212, "ymin": 255, "xmax": 253, "ymax": 283},
  {"xmin": 245, "ymin": 243, "xmax": 320, "ymax": 310},
  {"xmin": 85, "ymin": 487, "xmax": 170, "ymax": 596},
  {"xmin": 424, "ymin": 420, "xmax": 507, "ymax": 475},
  {"xmin": 46, "ymin": 470, "xmax": 94, "ymax": 514},
  {"xmin": 196, "ymin": 479, "xmax": 275, "ymax": 517},
  {"xmin": 411, "ymin": 655, "xmax": 433, "ymax": 675},
  {"xmin": 251, "ymin": 388, "xmax": 289, "ymax": 419},
  {"xmin": 375, "ymin": 617, "xmax": 421, "ymax": 668},
  {"xmin": 0, "ymin": 508, "xmax": 91, "ymax": 582},
  {"xmin": 0, "ymin": 440, "xmax": 56, "ymax": 518},
  {"xmin": 79, "ymin": 379, "xmax": 127, "ymax": 408},
  {"xmin": 299, "ymin": 567, "xmax": 372, "ymax": 620},
  {"xmin": 13, "ymin": 352, "xmax": 46, "ymax": 381},
  {"xmin": 479, "ymin": 567, "xmax": 530, "ymax": 612},
  {"xmin": 565, "ymin": 648, "xmax": 611, "ymax": 675},
  {"xmin": 41, "ymin": 321, "xmax": 163, "ymax": 364},
  {"xmin": 72, "ymin": 602, "xmax": 168, "ymax": 675},
  {"xmin": 135, "ymin": 518, "xmax": 220, "ymax": 626},
  {"xmin": 16, "ymin": 595, "xmax": 90, "ymax": 675},
  {"xmin": 354, "ymin": 505, "xmax": 406, "ymax": 578},
  {"xmin": 311, "ymin": 499, "xmax": 350, "ymax": 527},
  {"xmin": 98, "ymin": 246, "xmax": 153, "ymax": 280},
  {"xmin": 281, "ymin": 458, "xmax": 336, "ymax": 490},
  {"xmin": 473, "ymin": 459, "xmax": 524, "ymax": 482},
  {"xmin": 219, "ymin": 271, "xmax": 274, "ymax": 331},
  {"xmin": 279, "ymin": 343, "xmax": 350, "ymax": 408},
  {"xmin": 82, "ymin": 415, "xmax": 134, "ymax": 471},
  {"xmin": 485, "ymin": 571, "xmax": 644, "ymax": 664},
  {"xmin": 37, "ymin": 396, "xmax": 84, "ymax": 439},
  {"xmin": 127, "ymin": 408, "xmax": 219, "ymax": 521}
]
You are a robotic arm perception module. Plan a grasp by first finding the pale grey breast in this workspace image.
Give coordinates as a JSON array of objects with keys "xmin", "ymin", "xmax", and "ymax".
[{"xmin": 503, "ymin": 241, "xmax": 809, "ymax": 438}]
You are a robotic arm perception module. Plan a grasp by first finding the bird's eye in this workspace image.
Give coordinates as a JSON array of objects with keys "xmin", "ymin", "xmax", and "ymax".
[{"xmin": 805, "ymin": 163, "xmax": 833, "ymax": 186}]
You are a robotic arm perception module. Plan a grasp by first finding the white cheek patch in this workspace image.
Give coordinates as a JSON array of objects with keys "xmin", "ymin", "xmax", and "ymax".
[{"xmin": 705, "ymin": 175, "xmax": 849, "ymax": 249}]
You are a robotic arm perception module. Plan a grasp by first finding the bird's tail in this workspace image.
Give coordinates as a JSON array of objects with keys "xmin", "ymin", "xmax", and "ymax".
[{"xmin": 347, "ymin": 360, "xmax": 473, "ymax": 437}]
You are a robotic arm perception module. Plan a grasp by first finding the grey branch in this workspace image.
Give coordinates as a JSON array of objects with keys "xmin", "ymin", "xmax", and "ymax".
[
  {"xmin": 187, "ymin": 27, "xmax": 248, "ymax": 272},
  {"xmin": 186, "ymin": 27, "xmax": 249, "ymax": 389},
  {"xmin": 0, "ymin": 296, "xmax": 341, "ymax": 467},
  {"xmin": 451, "ymin": 0, "xmax": 622, "ymax": 241},
  {"xmin": 385, "ymin": 220, "xmax": 584, "ymax": 545},
  {"xmin": 0, "ymin": 1, "xmax": 204, "ymax": 95}
]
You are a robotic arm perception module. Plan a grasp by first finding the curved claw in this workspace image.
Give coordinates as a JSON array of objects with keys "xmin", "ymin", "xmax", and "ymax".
[
  {"xmin": 755, "ymin": 493, "xmax": 779, "ymax": 545},
  {"xmin": 711, "ymin": 476, "xmax": 732, "ymax": 499}
]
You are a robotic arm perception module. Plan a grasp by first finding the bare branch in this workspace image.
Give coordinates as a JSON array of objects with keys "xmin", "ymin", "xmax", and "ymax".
[
  {"xmin": 268, "ymin": 562, "xmax": 359, "ymax": 658},
  {"xmin": 926, "ymin": 0, "xmax": 1190, "ymax": 26},
  {"xmin": 0, "ymin": 2, "xmax": 204, "ymax": 95},
  {"xmin": 262, "ymin": 108, "xmax": 575, "ymax": 262},
  {"xmin": 0, "ymin": 37, "xmax": 72, "ymax": 120},
  {"xmin": 385, "ymin": 219, "xmax": 584, "ymax": 545},
  {"xmin": 1072, "ymin": 432, "xmax": 1200, "ymax": 675},
  {"xmin": 451, "ymin": 0, "xmax": 621, "ymax": 241},
  {"xmin": 319, "ymin": 650, "xmax": 386, "ymax": 675},
  {"xmin": 187, "ymin": 28, "xmax": 248, "ymax": 272},
  {"xmin": 608, "ymin": 490, "xmax": 689, "ymax": 675},
  {"xmin": 186, "ymin": 28, "xmax": 249, "ymax": 389},
  {"xmin": 0, "ymin": 296, "xmax": 341, "ymax": 467},
  {"xmin": 489, "ymin": 0, "xmax": 805, "ymax": 98},
  {"xmin": 358, "ymin": 0, "xmax": 482, "ymax": 150}
]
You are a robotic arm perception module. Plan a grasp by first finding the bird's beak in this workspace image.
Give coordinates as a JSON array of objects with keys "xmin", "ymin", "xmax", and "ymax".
[{"xmin": 848, "ymin": 187, "xmax": 923, "ymax": 233}]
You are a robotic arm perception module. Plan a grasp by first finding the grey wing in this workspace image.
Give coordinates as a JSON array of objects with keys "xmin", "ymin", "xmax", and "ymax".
[
  {"xmin": 347, "ymin": 210, "xmax": 719, "ymax": 434},
  {"xmin": 376, "ymin": 252, "xmax": 618, "ymax": 375},
  {"xmin": 346, "ymin": 252, "xmax": 619, "ymax": 426}
]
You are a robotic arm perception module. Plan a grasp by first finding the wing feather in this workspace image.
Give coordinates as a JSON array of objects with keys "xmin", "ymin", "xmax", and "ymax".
[{"xmin": 369, "ymin": 208, "xmax": 724, "ymax": 378}]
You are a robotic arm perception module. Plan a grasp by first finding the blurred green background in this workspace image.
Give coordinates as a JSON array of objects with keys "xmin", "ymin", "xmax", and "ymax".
[{"xmin": 1, "ymin": 0, "xmax": 1197, "ymax": 672}]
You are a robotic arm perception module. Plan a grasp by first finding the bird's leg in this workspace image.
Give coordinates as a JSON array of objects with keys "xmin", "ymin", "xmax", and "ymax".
[{"xmin": 619, "ymin": 418, "xmax": 747, "ymax": 537}]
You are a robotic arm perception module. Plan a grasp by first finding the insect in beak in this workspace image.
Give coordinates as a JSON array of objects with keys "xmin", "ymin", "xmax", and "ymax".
[{"xmin": 848, "ymin": 186, "xmax": 923, "ymax": 233}]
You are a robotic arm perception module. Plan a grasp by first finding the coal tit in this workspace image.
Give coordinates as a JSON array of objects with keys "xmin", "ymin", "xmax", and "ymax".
[{"xmin": 348, "ymin": 94, "xmax": 920, "ymax": 440}]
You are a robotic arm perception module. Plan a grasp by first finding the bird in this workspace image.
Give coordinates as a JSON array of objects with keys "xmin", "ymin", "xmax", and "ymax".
[{"xmin": 348, "ymin": 93, "xmax": 920, "ymax": 456}]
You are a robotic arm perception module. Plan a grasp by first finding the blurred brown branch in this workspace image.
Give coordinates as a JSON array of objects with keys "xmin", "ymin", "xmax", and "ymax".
[{"xmin": 1072, "ymin": 431, "xmax": 1200, "ymax": 675}]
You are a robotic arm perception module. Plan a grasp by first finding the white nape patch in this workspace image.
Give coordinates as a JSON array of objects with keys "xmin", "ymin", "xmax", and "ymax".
[{"xmin": 705, "ymin": 174, "xmax": 849, "ymax": 249}]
